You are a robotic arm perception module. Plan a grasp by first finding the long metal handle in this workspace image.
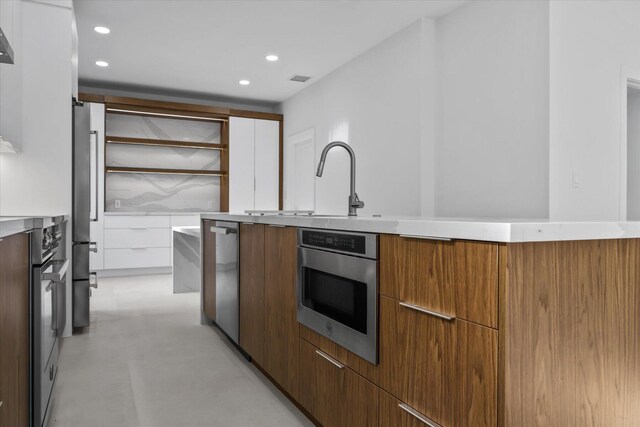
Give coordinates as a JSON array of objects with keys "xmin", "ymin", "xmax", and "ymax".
[
  {"xmin": 399, "ymin": 234, "xmax": 452, "ymax": 242},
  {"xmin": 399, "ymin": 301, "xmax": 455, "ymax": 321},
  {"xmin": 315, "ymin": 350, "xmax": 345, "ymax": 369},
  {"xmin": 89, "ymin": 242, "xmax": 98, "ymax": 253},
  {"xmin": 51, "ymin": 281, "xmax": 58, "ymax": 334},
  {"xmin": 90, "ymin": 130, "xmax": 99, "ymax": 222},
  {"xmin": 43, "ymin": 259, "xmax": 70, "ymax": 283},
  {"xmin": 210, "ymin": 226, "xmax": 237, "ymax": 235},
  {"xmin": 398, "ymin": 403, "xmax": 442, "ymax": 427},
  {"xmin": 268, "ymin": 224, "xmax": 286, "ymax": 228}
]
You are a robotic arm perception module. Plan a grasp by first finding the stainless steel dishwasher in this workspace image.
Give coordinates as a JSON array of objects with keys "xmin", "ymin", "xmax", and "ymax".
[{"xmin": 210, "ymin": 221, "xmax": 239, "ymax": 343}]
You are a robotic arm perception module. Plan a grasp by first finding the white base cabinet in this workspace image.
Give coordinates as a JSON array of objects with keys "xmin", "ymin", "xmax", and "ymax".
[{"xmin": 91, "ymin": 214, "xmax": 200, "ymax": 272}]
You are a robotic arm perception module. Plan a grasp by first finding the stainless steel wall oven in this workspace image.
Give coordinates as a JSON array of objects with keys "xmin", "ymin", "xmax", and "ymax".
[{"xmin": 297, "ymin": 228, "xmax": 378, "ymax": 364}]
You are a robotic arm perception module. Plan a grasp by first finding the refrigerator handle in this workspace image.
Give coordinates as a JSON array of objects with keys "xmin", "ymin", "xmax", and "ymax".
[{"xmin": 90, "ymin": 130, "xmax": 99, "ymax": 222}]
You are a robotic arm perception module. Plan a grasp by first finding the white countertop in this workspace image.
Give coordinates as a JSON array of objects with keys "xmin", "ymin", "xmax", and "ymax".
[
  {"xmin": 200, "ymin": 213, "xmax": 640, "ymax": 243},
  {"xmin": 105, "ymin": 212, "xmax": 220, "ymax": 216},
  {"xmin": 0, "ymin": 215, "xmax": 68, "ymax": 238},
  {"xmin": 172, "ymin": 226, "xmax": 200, "ymax": 238}
]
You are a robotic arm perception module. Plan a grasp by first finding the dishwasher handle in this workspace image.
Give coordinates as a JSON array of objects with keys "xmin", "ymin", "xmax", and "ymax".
[{"xmin": 210, "ymin": 226, "xmax": 237, "ymax": 235}]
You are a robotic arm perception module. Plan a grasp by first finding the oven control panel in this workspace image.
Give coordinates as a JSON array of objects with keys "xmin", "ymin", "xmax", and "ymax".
[{"xmin": 300, "ymin": 229, "xmax": 377, "ymax": 258}]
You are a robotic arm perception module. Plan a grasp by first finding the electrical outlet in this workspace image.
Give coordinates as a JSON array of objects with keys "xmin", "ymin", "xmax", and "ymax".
[
  {"xmin": 572, "ymin": 172, "xmax": 580, "ymax": 189},
  {"xmin": 115, "ymin": 200, "xmax": 121, "ymax": 208},
  {"xmin": 207, "ymin": 200, "xmax": 213, "ymax": 209}
]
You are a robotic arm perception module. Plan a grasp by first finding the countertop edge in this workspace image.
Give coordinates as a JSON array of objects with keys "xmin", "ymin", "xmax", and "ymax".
[{"xmin": 199, "ymin": 214, "xmax": 640, "ymax": 243}]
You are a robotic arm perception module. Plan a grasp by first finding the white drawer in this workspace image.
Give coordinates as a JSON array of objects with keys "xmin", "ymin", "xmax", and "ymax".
[
  {"xmin": 104, "ymin": 228, "xmax": 170, "ymax": 249},
  {"xmin": 105, "ymin": 215, "xmax": 171, "ymax": 229},
  {"xmin": 170, "ymin": 215, "xmax": 201, "ymax": 227},
  {"xmin": 104, "ymin": 248, "xmax": 171, "ymax": 269}
]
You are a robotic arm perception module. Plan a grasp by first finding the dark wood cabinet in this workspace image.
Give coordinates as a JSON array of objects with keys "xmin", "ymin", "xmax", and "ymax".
[
  {"xmin": 0, "ymin": 232, "xmax": 30, "ymax": 427},
  {"xmin": 239, "ymin": 223, "xmax": 265, "ymax": 365},
  {"xmin": 380, "ymin": 235, "xmax": 498, "ymax": 328},
  {"xmin": 378, "ymin": 295, "xmax": 497, "ymax": 427},
  {"xmin": 201, "ymin": 220, "xmax": 216, "ymax": 321},
  {"xmin": 263, "ymin": 225, "xmax": 299, "ymax": 399},
  {"xmin": 299, "ymin": 338, "xmax": 379, "ymax": 427}
]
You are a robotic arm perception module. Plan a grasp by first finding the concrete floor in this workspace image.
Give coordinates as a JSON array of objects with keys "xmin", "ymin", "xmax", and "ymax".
[{"xmin": 48, "ymin": 274, "xmax": 313, "ymax": 427}]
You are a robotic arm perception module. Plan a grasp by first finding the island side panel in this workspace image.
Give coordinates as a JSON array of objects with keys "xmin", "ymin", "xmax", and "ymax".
[{"xmin": 500, "ymin": 240, "xmax": 640, "ymax": 427}]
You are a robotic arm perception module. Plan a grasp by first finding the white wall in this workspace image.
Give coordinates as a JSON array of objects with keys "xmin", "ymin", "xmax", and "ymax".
[
  {"xmin": 549, "ymin": 0, "xmax": 640, "ymax": 220},
  {"xmin": 280, "ymin": 19, "xmax": 435, "ymax": 216},
  {"xmin": 435, "ymin": 0, "xmax": 550, "ymax": 218},
  {"xmin": 626, "ymin": 88, "xmax": 640, "ymax": 219},
  {"xmin": 0, "ymin": 0, "xmax": 75, "ymax": 336},
  {"xmin": 0, "ymin": 0, "xmax": 73, "ymax": 216}
]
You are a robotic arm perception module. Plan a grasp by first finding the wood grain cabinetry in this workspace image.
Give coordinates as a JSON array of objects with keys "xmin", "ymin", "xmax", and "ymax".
[
  {"xmin": 0, "ymin": 233, "xmax": 30, "ymax": 427},
  {"xmin": 380, "ymin": 235, "xmax": 498, "ymax": 328},
  {"xmin": 263, "ymin": 225, "xmax": 299, "ymax": 400},
  {"xmin": 299, "ymin": 338, "xmax": 379, "ymax": 427},
  {"xmin": 239, "ymin": 223, "xmax": 265, "ymax": 365},
  {"xmin": 201, "ymin": 219, "xmax": 216, "ymax": 320},
  {"xmin": 378, "ymin": 295, "xmax": 497, "ymax": 427}
]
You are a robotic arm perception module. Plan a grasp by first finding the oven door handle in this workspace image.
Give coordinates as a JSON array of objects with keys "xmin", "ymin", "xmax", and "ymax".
[{"xmin": 43, "ymin": 259, "xmax": 70, "ymax": 284}]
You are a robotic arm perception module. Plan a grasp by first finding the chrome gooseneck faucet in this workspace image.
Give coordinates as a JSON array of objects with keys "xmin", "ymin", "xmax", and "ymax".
[{"xmin": 316, "ymin": 141, "xmax": 365, "ymax": 216}]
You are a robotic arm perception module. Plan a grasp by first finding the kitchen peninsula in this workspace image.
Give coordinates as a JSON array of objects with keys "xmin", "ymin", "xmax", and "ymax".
[{"xmin": 201, "ymin": 213, "xmax": 640, "ymax": 427}]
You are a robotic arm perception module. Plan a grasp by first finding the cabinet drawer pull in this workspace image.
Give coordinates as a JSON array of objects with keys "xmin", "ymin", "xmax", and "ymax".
[
  {"xmin": 315, "ymin": 349, "xmax": 345, "ymax": 369},
  {"xmin": 241, "ymin": 222, "xmax": 254, "ymax": 225},
  {"xmin": 268, "ymin": 224, "xmax": 286, "ymax": 228},
  {"xmin": 399, "ymin": 234, "xmax": 452, "ymax": 242},
  {"xmin": 399, "ymin": 302, "xmax": 455, "ymax": 321},
  {"xmin": 398, "ymin": 403, "xmax": 442, "ymax": 427}
]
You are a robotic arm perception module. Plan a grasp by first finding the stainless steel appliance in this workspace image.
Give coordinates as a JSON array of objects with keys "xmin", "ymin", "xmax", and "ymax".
[
  {"xmin": 210, "ymin": 221, "xmax": 239, "ymax": 343},
  {"xmin": 30, "ymin": 217, "xmax": 68, "ymax": 427},
  {"xmin": 72, "ymin": 100, "xmax": 98, "ymax": 328},
  {"xmin": 297, "ymin": 228, "xmax": 378, "ymax": 364}
]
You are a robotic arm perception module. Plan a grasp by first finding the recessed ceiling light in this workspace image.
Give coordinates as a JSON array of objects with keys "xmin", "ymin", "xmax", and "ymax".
[
  {"xmin": 94, "ymin": 26, "xmax": 110, "ymax": 34},
  {"xmin": 266, "ymin": 55, "xmax": 279, "ymax": 62},
  {"xmin": 0, "ymin": 52, "xmax": 4, "ymax": 56},
  {"xmin": 239, "ymin": 80, "xmax": 250, "ymax": 86},
  {"xmin": 95, "ymin": 60, "xmax": 109, "ymax": 67}
]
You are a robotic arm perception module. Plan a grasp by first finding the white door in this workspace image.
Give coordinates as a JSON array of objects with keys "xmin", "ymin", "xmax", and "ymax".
[
  {"xmin": 229, "ymin": 117, "xmax": 255, "ymax": 213},
  {"xmin": 254, "ymin": 119, "xmax": 280, "ymax": 210},
  {"xmin": 286, "ymin": 129, "xmax": 315, "ymax": 211}
]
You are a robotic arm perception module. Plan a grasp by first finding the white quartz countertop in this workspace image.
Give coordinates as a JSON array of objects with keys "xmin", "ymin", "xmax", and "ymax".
[
  {"xmin": 0, "ymin": 215, "xmax": 68, "ymax": 238},
  {"xmin": 172, "ymin": 226, "xmax": 200, "ymax": 238},
  {"xmin": 105, "ymin": 212, "xmax": 220, "ymax": 216},
  {"xmin": 200, "ymin": 213, "xmax": 640, "ymax": 243}
]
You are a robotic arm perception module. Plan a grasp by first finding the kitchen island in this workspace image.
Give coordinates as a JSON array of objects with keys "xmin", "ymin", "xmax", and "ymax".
[{"xmin": 200, "ymin": 213, "xmax": 640, "ymax": 427}]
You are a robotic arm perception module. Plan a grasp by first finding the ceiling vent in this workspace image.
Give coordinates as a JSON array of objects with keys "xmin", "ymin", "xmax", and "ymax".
[{"xmin": 289, "ymin": 75, "xmax": 311, "ymax": 83}]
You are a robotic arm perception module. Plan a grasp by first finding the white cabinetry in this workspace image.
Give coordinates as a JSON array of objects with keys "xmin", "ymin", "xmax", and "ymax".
[
  {"xmin": 229, "ymin": 117, "xmax": 280, "ymax": 212},
  {"xmin": 97, "ymin": 214, "xmax": 200, "ymax": 273}
]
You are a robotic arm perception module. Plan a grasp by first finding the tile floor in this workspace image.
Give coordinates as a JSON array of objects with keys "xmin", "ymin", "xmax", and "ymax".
[{"xmin": 48, "ymin": 274, "xmax": 313, "ymax": 427}]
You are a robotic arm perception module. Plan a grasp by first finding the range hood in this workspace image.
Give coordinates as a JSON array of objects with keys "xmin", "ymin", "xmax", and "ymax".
[{"xmin": 0, "ymin": 25, "xmax": 14, "ymax": 64}]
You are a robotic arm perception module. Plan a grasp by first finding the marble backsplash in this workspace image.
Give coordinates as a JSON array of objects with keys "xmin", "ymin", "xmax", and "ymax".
[
  {"xmin": 106, "ymin": 173, "xmax": 220, "ymax": 212},
  {"xmin": 106, "ymin": 113, "xmax": 221, "ymax": 143},
  {"xmin": 106, "ymin": 144, "xmax": 221, "ymax": 171}
]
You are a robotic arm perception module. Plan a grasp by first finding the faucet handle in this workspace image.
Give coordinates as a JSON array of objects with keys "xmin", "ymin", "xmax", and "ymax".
[{"xmin": 351, "ymin": 193, "xmax": 365, "ymax": 209}]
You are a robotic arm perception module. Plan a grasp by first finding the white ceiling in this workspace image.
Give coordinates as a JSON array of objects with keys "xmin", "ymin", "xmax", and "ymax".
[{"xmin": 74, "ymin": 0, "xmax": 465, "ymax": 104}]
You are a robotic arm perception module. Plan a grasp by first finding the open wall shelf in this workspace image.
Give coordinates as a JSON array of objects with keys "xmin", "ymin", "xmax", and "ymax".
[
  {"xmin": 106, "ymin": 135, "xmax": 227, "ymax": 150},
  {"xmin": 106, "ymin": 166, "xmax": 227, "ymax": 177}
]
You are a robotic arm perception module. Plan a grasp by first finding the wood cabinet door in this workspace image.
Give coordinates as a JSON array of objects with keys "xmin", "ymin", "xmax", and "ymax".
[
  {"xmin": 201, "ymin": 220, "xmax": 216, "ymax": 321},
  {"xmin": 380, "ymin": 235, "xmax": 498, "ymax": 328},
  {"xmin": 0, "ymin": 233, "xmax": 30, "ymax": 427},
  {"xmin": 378, "ymin": 296, "xmax": 497, "ymax": 427},
  {"xmin": 239, "ymin": 223, "xmax": 265, "ymax": 365},
  {"xmin": 263, "ymin": 225, "xmax": 299, "ymax": 399},
  {"xmin": 299, "ymin": 339, "xmax": 379, "ymax": 427}
]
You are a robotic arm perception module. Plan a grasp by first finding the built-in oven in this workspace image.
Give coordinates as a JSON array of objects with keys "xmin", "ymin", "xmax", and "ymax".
[
  {"xmin": 297, "ymin": 228, "xmax": 378, "ymax": 364},
  {"xmin": 30, "ymin": 218, "xmax": 68, "ymax": 427}
]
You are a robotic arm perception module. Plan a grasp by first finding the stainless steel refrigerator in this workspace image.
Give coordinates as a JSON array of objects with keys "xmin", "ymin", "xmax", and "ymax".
[{"xmin": 72, "ymin": 100, "xmax": 98, "ymax": 328}]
